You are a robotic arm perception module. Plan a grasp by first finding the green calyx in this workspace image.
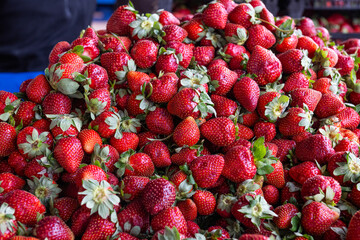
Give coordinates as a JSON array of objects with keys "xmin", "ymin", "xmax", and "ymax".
[
  {"xmin": 18, "ymin": 128, "xmax": 50, "ymax": 158},
  {"xmin": 180, "ymin": 67, "xmax": 210, "ymax": 92},
  {"xmin": 47, "ymin": 113, "xmax": 82, "ymax": 138},
  {"xmin": 92, "ymin": 143, "xmax": 111, "ymax": 172},
  {"xmin": 129, "ymin": 13, "xmax": 165, "ymax": 43},
  {"xmin": 192, "ymin": 90, "xmax": 217, "ymax": 118},
  {"xmin": 318, "ymin": 125, "xmax": 343, "ymax": 147},
  {"xmin": 79, "ymin": 179, "xmax": 120, "ymax": 219},
  {"xmin": 115, "ymin": 149, "xmax": 135, "ymax": 177},
  {"xmin": 297, "ymin": 104, "xmax": 314, "ymax": 132},
  {"xmin": 0, "ymin": 203, "xmax": 16, "ymax": 235},
  {"xmin": 265, "ymin": 95, "xmax": 289, "ymax": 122},
  {"xmin": 251, "ymin": 137, "xmax": 278, "ymax": 176},
  {"xmin": 236, "ymin": 179, "xmax": 261, "ymax": 197},
  {"xmin": 27, "ymin": 176, "xmax": 62, "ymax": 207},
  {"xmin": 333, "ymin": 152, "xmax": 360, "ymax": 183},
  {"xmin": 115, "ymin": 59, "xmax": 136, "ymax": 84},
  {"xmin": 157, "ymin": 226, "xmax": 183, "ymax": 240}
]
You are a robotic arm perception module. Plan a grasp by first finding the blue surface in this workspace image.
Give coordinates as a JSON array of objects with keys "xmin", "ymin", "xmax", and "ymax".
[
  {"xmin": 0, "ymin": 71, "xmax": 43, "ymax": 93},
  {"xmin": 97, "ymin": 0, "xmax": 116, "ymax": 5}
]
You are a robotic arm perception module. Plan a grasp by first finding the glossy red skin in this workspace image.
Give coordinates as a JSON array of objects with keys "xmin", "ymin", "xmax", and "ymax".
[
  {"xmin": 106, "ymin": 5, "xmax": 136, "ymax": 36},
  {"xmin": 145, "ymin": 107, "xmax": 174, "ymax": 135},
  {"xmin": 228, "ymin": 4, "xmax": 254, "ymax": 29},
  {"xmin": 246, "ymin": 24, "xmax": 276, "ymax": 52},
  {"xmin": 314, "ymin": 93, "xmax": 345, "ymax": 119},
  {"xmin": 231, "ymin": 193, "xmax": 260, "ymax": 228},
  {"xmin": 211, "ymin": 95, "xmax": 237, "ymax": 118},
  {"xmin": 289, "ymin": 161, "xmax": 321, "ymax": 185},
  {"xmin": 200, "ymin": 117, "xmax": 236, "ymax": 147},
  {"xmin": 233, "ymin": 77, "xmax": 260, "ymax": 112},
  {"xmin": 110, "ymin": 132, "xmax": 139, "ymax": 154},
  {"xmin": 33, "ymin": 216, "xmax": 74, "ymax": 240},
  {"xmin": 0, "ymin": 122, "xmax": 17, "ymax": 157},
  {"xmin": 202, "ymin": 2, "xmax": 228, "ymax": 30},
  {"xmin": 151, "ymin": 207, "xmax": 188, "ymax": 235},
  {"xmin": 273, "ymin": 203, "xmax": 299, "ymax": 229},
  {"xmin": 208, "ymin": 66, "xmax": 237, "ymax": 96},
  {"xmin": 301, "ymin": 175, "xmax": 342, "ymax": 204},
  {"xmin": 190, "ymin": 155, "xmax": 224, "ymax": 188},
  {"xmin": 289, "ymin": 88, "xmax": 322, "ymax": 112}
]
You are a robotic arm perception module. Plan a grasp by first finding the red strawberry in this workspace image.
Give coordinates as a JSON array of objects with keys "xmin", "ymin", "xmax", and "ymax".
[
  {"xmin": 277, "ymin": 49, "xmax": 312, "ymax": 74},
  {"xmin": 192, "ymin": 190, "xmax": 216, "ymax": 216},
  {"xmin": 278, "ymin": 107, "xmax": 313, "ymax": 137},
  {"xmin": 238, "ymin": 234, "xmax": 270, "ymax": 240},
  {"xmin": 7, "ymin": 151, "xmax": 27, "ymax": 176},
  {"xmin": 193, "ymin": 46, "xmax": 215, "ymax": 66},
  {"xmin": 313, "ymin": 47, "xmax": 339, "ymax": 68},
  {"xmin": 177, "ymin": 199, "xmax": 197, "ymax": 221},
  {"xmin": 82, "ymin": 214, "xmax": 116, "ymax": 240},
  {"xmin": 149, "ymin": 72, "xmax": 179, "ymax": 103},
  {"xmin": 314, "ymin": 93, "xmax": 345, "ymax": 119},
  {"xmin": 110, "ymin": 132, "xmax": 139, "ymax": 154},
  {"xmin": 0, "ymin": 122, "xmax": 17, "ymax": 157},
  {"xmin": 151, "ymin": 207, "xmax": 187, "ymax": 235},
  {"xmin": 296, "ymin": 17, "xmax": 316, "ymax": 37},
  {"xmin": 296, "ymin": 36, "xmax": 319, "ymax": 58},
  {"xmin": 131, "ymin": 40, "xmax": 158, "ymax": 69},
  {"xmin": 78, "ymin": 129, "xmax": 102, "ymax": 154},
  {"xmin": 200, "ymin": 117, "xmax": 235, "ymax": 147},
  {"xmin": 3, "ymin": 190, "xmax": 46, "ymax": 226},
  {"xmin": 53, "ymin": 197, "xmax": 79, "ymax": 222},
  {"xmin": 182, "ymin": 19, "xmax": 205, "ymax": 41},
  {"xmin": 116, "ymin": 151, "xmax": 154, "ymax": 177},
  {"xmin": 295, "ymin": 134, "xmax": 335, "ymax": 164},
  {"xmin": 233, "ymin": 77, "xmax": 260, "ymax": 112},
  {"xmin": 17, "ymin": 126, "xmax": 53, "ymax": 159},
  {"xmin": 173, "ymin": 116, "xmax": 200, "ymax": 147},
  {"xmin": 33, "ymin": 216, "xmax": 74, "ymax": 240},
  {"xmin": 345, "ymin": 210, "xmax": 360, "ymax": 240},
  {"xmin": 71, "ymin": 37, "xmax": 99, "ymax": 61},
  {"xmin": 301, "ymin": 175, "xmax": 342, "ymax": 204},
  {"xmin": 336, "ymin": 107, "xmax": 360, "ymax": 130},
  {"xmin": 0, "ymin": 173, "xmax": 25, "ymax": 196},
  {"xmin": 59, "ymin": 52, "xmax": 84, "ymax": 65},
  {"xmin": 228, "ymin": 3, "xmax": 255, "ymax": 29},
  {"xmin": 75, "ymin": 164, "xmax": 107, "ymax": 187},
  {"xmin": 265, "ymin": 160, "xmax": 286, "ymax": 189},
  {"xmin": 106, "ymin": 4, "xmax": 137, "ymax": 36},
  {"xmin": 159, "ymin": 10, "xmax": 180, "ymax": 26},
  {"xmin": 70, "ymin": 206, "xmax": 91, "ymax": 237},
  {"xmin": 165, "ymin": 41, "xmax": 194, "ymax": 69},
  {"xmin": 289, "ymin": 161, "xmax": 321, "ymax": 185},
  {"xmin": 162, "ymin": 25, "xmax": 188, "ymax": 43},
  {"xmin": 254, "ymin": 122, "xmax": 276, "ymax": 142},
  {"xmin": 289, "ymin": 88, "xmax": 322, "ymax": 112},
  {"xmin": 222, "ymin": 146, "xmax": 257, "ymax": 183},
  {"xmin": 301, "ymin": 201, "xmax": 339, "ymax": 236},
  {"xmin": 42, "ymin": 92, "xmax": 72, "ymax": 115},
  {"xmin": 335, "ymin": 53, "xmax": 354, "ymax": 76},
  {"xmin": 246, "ymin": 24, "xmax": 276, "ymax": 52},
  {"xmin": 48, "ymin": 41, "xmax": 71, "ymax": 65},
  {"xmin": 100, "ymin": 35, "xmax": 131, "ymax": 53},
  {"xmin": 145, "ymin": 107, "xmax": 174, "ymax": 135},
  {"xmin": 155, "ymin": 48, "xmax": 180, "ymax": 74},
  {"xmin": 54, "ymin": 137, "xmax": 84, "ymax": 173},
  {"xmin": 120, "ymin": 176, "xmax": 150, "ymax": 202},
  {"xmin": 211, "ymin": 95, "xmax": 237, "ymax": 118},
  {"xmin": 202, "ymin": 2, "xmax": 228, "ymax": 29},
  {"xmin": 224, "ymin": 23, "xmax": 248, "ymax": 45},
  {"xmin": 190, "ymin": 155, "xmax": 224, "ymax": 188},
  {"xmin": 143, "ymin": 141, "xmax": 171, "ymax": 168},
  {"xmin": 14, "ymin": 101, "xmax": 37, "ymax": 127},
  {"xmin": 208, "ymin": 65, "xmax": 237, "ymax": 96},
  {"xmin": 0, "ymin": 202, "xmax": 17, "ymax": 239},
  {"xmin": 273, "ymin": 203, "xmax": 299, "ymax": 229},
  {"xmin": 247, "ymin": 45, "xmax": 282, "ymax": 86},
  {"xmin": 283, "ymin": 72, "xmax": 310, "ymax": 93},
  {"xmin": 26, "ymin": 74, "xmax": 52, "ymax": 104},
  {"xmin": 81, "ymin": 64, "xmax": 109, "ymax": 90},
  {"xmin": 262, "ymin": 185, "xmax": 279, "ymax": 206},
  {"xmin": 100, "ymin": 52, "xmax": 132, "ymax": 82},
  {"xmin": 275, "ymin": 34, "xmax": 298, "ymax": 53},
  {"xmin": 171, "ymin": 147, "xmax": 209, "ymax": 166},
  {"xmin": 117, "ymin": 198, "xmax": 150, "ymax": 234}
]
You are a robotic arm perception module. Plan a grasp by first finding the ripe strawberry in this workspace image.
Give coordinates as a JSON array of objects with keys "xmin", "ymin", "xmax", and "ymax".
[
  {"xmin": 200, "ymin": 117, "xmax": 235, "ymax": 147},
  {"xmin": 314, "ymin": 93, "xmax": 345, "ymax": 119},
  {"xmin": 224, "ymin": 23, "xmax": 248, "ymax": 45},
  {"xmin": 313, "ymin": 47, "xmax": 339, "ymax": 68},
  {"xmin": 177, "ymin": 199, "xmax": 197, "ymax": 221},
  {"xmin": 171, "ymin": 147, "xmax": 208, "ymax": 166},
  {"xmin": 335, "ymin": 53, "xmax": 354, "ymax": 76},
  {"xmin": 100, "ymin": 35, "xmax": 131, "ymax": 53},
  {"xmin": 208, "ymin": 65, "xmax": 237, "ymax": 96},
  {"xmin": 48, "ymin": 114, "xmax": 82, "ymax": 139},
  {"xmin": 162, "ymin": 25, "xmax": 188, "ymax": 43},
  {"xmin": 345, "ymin": 210, "xmax": 360, "ymax": 240},
  {"xmin": 247, "ymin": 45, "xmax": 282, "ymax": 86},
  {"xmin": 289, "ymin": 88, "xmax": 322, "ymax": 112},
  {"xmin": 3, "ymin": 190, "xmax": 46, "ymax": 226},
  {"xmin": 159, "ymin": 10, "xmax": 180, "ymax": 26},
  {"xmin": 71, "ymin": 37, "xmax": 99, "ymax": 62},
  {"xmin": 33, "ymin": 216, "xmax": 74, "ymax": 240},
  {"xmin": 0, "ymin": 122, "xmax": 17, "ymax": 157},
  {"xmin": 117, "ymin": 232, "xmax": 141, "ymax": 240},
  {"xmin": 277, "ymin": 49, "xmax": 312, "ymax": 74},
  {"xmin": 202, "ymin": 2, "xmax": 228, "ymax": 29},
  {"xmin": 149, "ymin": 72, "xmax": 179, "ymax": 103},
  {"xmin": 106, "ymin": 5, "xmax": 136, "ymax": 35},
  {"xmin": 262, "ymin": 185, "xmax": 279, "ymax": 206},
  {"xmin": 193, "ymin": 46, "xmax": 215, "ymax": 66},
  {"xmin": 145, "ymin": 107, "xmax": 174, "ymax": 135},
  {"xmin": 26, "ymin": 74, "xmax": 52, "ymax": 103},
  {"xmin": 53, "ymin": 197, "xmax": 79, "ymax": 222},
  {"xmin": 238, "ymin": 234, "xmax": 270, "ymax": 240},
  {"xmin": 192, "ymin": 190, "xmax": 216, "ymax": 216},
  {"xmin": 228, "ymin": 3, "xmax": 255, "ymax": 29},
  {"xmin": 278, "ymin": 107, "xmax": 313, "ymax": 137},
  {"xmin": 190, "ymin": 155, "xmax": 224, "ymax": 188},
  {"xmin": 117, "ymin": 198, "xmax": 150, "ymax": 234},
  {"xmin": 233, "ymin": 77, "xmax": 259, "ymax": 112},
  {"xmin": 13, "ymin": 101, "xmax": 36, "ymax": 127},
  {"xmin": 165, "ymin": 41, "xmax": 194, "ymax": 69},
  {"xmin": 173, "ymin": 116, "xmax": 200, "ymax": 147},
  {"xmin": 182, "ymin": 19, "xmax": 205, "ymax": 41},
  {"xmin": 81, "ymin": 64, "xmax": 109, "ymax": 90},
  {"xmin": 17, "ymin": 126, "xmax": 53, "ymax": 159},
  {"xmin": 86, "ymin": 88, "xmax": 111, "ymax": 117},
  {"xmin": 273, "ymin": 203, "xmax": 299, "ymax": 229},
  {"xmin": 301, "ymin": 175, "xmax": 342, "ymax": 204},
  {"xmin": 78, "ymin": 129, "xmax": 102, "ymax": 154},
  {"xmin": 100, "ymin": 52, "xmax": 132, "ymax": 82},
  {"xmin": 296, "ymin": 17, "xmax": 316, "ymax": 37},
  {"xmin": 334, "ymin": 138, "xmax": 359, "ymax": 154},
  {"xmin": 120, "ymin": 176, "xmax": 150, "ymax": 202},
  {"xmin": 142, "ymin": 178, "xmax": 176, "ymax": 215},
  {"xmin": 222, "ymin": 146, "xmax": 257, "ymax": 183},
  {"xmin": 151, "ymin": 207, "xmax": 187, "ymax": 235},
  {"xmin": 54, "ymin": 137, "xmax": 84, "ymax": 173},
  {"xmin": 289, "ymin": 161, "xmax": 321, "ymax": 185},
  {"xmin": 246, "ymin": 24, "xmax": 276, "ymax": 52},
  {"xmin": 283, "ymin": 72, "xmax": 310, "ymax": 93},
  {"xmin": 116, "ymin": 151, "xmax": 154, "ymax": 177},
  {"xmin": 335, "ymin": 107, "xmax": 360, "ymax": 130},
  {"xmin": 0, "ymin": 202, "xmax": 17, "ymax": 239},
  {"xmin": 254, "ymin": 122, "xmax": 276, "ymax": 142},
  {"xmin": 328, "ymin": 152, "xmax": 360, "ymax": 185},
  {"xmin": 110, "ymin": 132, "xmax": 139, "ymax": 154},
  {"xmin": 143, "ymin": 141, "xmax": 171, "ymax": 168},
  {"xmin": 0, "ymin": 173, "xmax": 25, "ymax": 195},
  {"xmin": 7, "ymin": 151, "xmax": 27, "ymax": 176},
  {"xmin": 42, "ymin": 92, "xmax": 72, "ymax": 115},
  {"xmin": 265, "ymin": 160, "xmax": 286, "ymax": 189},
  {"xmin": 301, "ymin": 201, "xmax": 339, "ymax": 236},
  {"xmin": 70, "ymin": 206, "xmax": 91, "ymax": 237},
  {"xmin": 75, "ymin": 164, "xmax": 107, "ymax": 187},
  {"xmin": 296, "ymin": 36, "xmax": 319, "ymax": 58},
  {"xmin": 48, "ymin": 41, "xmax": 71, "ymax": 65},
  {"xmin": 211, "ymin": 95, "xmax": 237, "ymax": 117},
  {"xmin": 58, "ymin": 52, "xmax": 84, "ymax": 65},
  {"xmin": 131, "ymin": 40, "xmax": 158, "ymax": 69},
  {"xmin": 82, "ymin": 214, "xmax": 116, "ymax": 240},
  {"xmin": 155, "ymin": 48, "xmax": 180, "ymax": 74},
  {"xmin": 275, "ymin": 34, "xmax": 298, "ymax": 53}
]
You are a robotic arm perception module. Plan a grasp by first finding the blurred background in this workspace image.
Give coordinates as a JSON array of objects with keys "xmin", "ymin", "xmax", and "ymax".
[{"xmin": 1, "ymin": 0, "xmax": 360, "ymax": 92}]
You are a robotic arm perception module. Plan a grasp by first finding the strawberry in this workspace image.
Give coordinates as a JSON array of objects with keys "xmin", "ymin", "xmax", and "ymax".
[
  {"xmin": 211, "ymin": 95, "xmax": 237, "ymax": 118},
  {"xmin": 202, "ymin": 2, "xmax": 228, "ymax": 30},
  {"xmin": 75, "ymin": 164, "xmax": 107, "ymax": 187},
  {"xmin": 162, "ymin": 25, "xmax": 188, "ymax": 43},
  {"xmin": 301, "ymin": 175, "xmax": 342, "ymax": 204},
  {"xmin": 335, "ymin": 53, "xmax": 354, "ymax": 76},
  {"xmin": 275, "ymin": 34, "xmax": 298, "ymax": 53},
  {"xmin": 145, "ymin": 107, "xmax": 174, "ymax": 135},
  {"xmin": 177, "ymin": 199, "xmax": 197, "ymax": 221},
  {"xmin": 71, "ymin": 37, "xmax": 100, "ymax": 62},
  {"xmin": 190, "ymin": 155, "xmax": 224, "ymax": 188},
  {"xmin": 151, "ymin": 207, "xmax": 187, "ymax": 235},
  {"xmin": 0, "ymin": 202, "xmax": 17, "ymax": 239},
  {"xmin": 149, "ymin": 72, "xmax": 179, "ymax": 103},
  {"xmin": 262, "ymin": 185, "xmax": 279, "ymax": 205},
  {"xmin": 296, "ymin": 17, "xmax": 316, "ymax": 37},
  {"xmin": 289, "ymin": 88, "xmax": 322, "ymax": 112},
  {"xmin": 142, "ymin": 178, "xmax": 176, "ymax": 215},
  {"xmin": 48, "ymin": 41, "xmax": 71, "ymax": 65},
  {"xmin": 33, "ymin": 216, "xmax": 74, "ymax": 240},
  {"xmin": 238, "ymin": 234, "xmax": 270, "ymax": 240},
  {"xmin": 334, "ymin": 138, "xmax": 359, "ymax": 154},
  {"xmin": 192, "ymin": 190, "xmax": 216, "ymax": 216},
  {"xmin": 328, "ymin": 152, "xmax": 360, "ymax": 186},
  {"xmin": 159, "ymin": 10, "xmax": 180, "ymax": 26},
  {"xmin": 233, "ymin": 77, "xmax": 260, "ymax": 112},
  {"xmin": 110, "ymin": 132, "xmax": 139, "ymax": 154},
  {"xmin": 8, "ymin": 151, "xmax": 27, "ymax": 176},
  {"xmin": 182, "ymin": 19, "xmax": 205, "ymax": 41},
  {"xmin": 200, "ymin": 117, "xmax": 235, "ymax": 147},
  {"xmin": 78, "ymin": 129, "xmax": 102, "ymax": 154},
  {"xmin": 59, "ymin": 52, "xmax": 84, "ymax": 65},
  {"xmin": 314, "ymin": 93, "xmax": 345, "ymax": 119},
  {"xmin": 271, "ymin": 139, "xmax": 296, "ymax": 162},
  {"xmin": 231, "ymin": 193, "xmax": 277, "ymax": 229},
  {"xmin": 81, "ymin": 64, "xmax": 109, "ymax": 90},
  {"xmin": 42, "ymin": 92, "xmax": 72, "ymax": 115},
  {"xmin": 117, "ymin": 198, "xmax": 150, "ymax": 234},
  {"xmin": 344, "ymin": 210, "xmax": 360, "ymax": 240},
  {"xmin": 117, "ymin": 233, "xmax": 141, "ymax": 240},
  {"xmin": 208, "ymin": 65, "xmax": 237, "ymax": 96},
  {"xmin": 277, "ymin": 49, "xmax": 312, "ymax": 74},
  {"xmin": 165, "ymin": 41, "xmax": 194, "ymax": 69},
  {"xmin": 116, "ymin": 150, "xmax": 154, "ymax": 177},
  {"xmin": 247, "ymin": 45, "xmax": 282, "ymax": 86},
  {"xmin": 13, "ymin": 101, "xmax": 36, "ymax": 127},
  {"xmin": 280, "ymin": 182, "xmax": 301, "ymax": 204},
  {"xmin": 173, "ymin": 116, "xmax": 200, "ymax": 147},
  {"xmin": 254, "ymin": 122, "xmax": 276, "ymax": 142},
  {"xmin": 278, "ymin": 106, "xmax": 313, "ymax": 137},
  {"xmin": 143, "ymin": 141, "xmax": 171, "ymax": 168},
  {"xmin": 82, "ymin": 214, "xmax": 116, "ymax": 240},
  {"xmin": 216, "ymin": 194, "xmax": 237, "ymax": 218},
  {"xmin": 222, "ymin": 146, "xmax": 257, "ymax": 183},
  {"xmin": 289, "ymin": 161, "xmax": 321, "ymax": 185},
  {"xmin": 193, "ymin": 46, "xmax": 215, "ymax": 66},
  {"xmin": 171, "ymin": 147, "xmax": 207, "ymax": 166},
  {"xmin": 224, "ymin": 23, "xmax": 248, "ymax": 45},
  {"xmin": 0, "ymin": 173, "xmax": 25, "ymax": 196},
  {"xmin": 246, "ymin": 24, "xmax": 276, "ymax": 52},
  {"xmin": 70, "ymin": 206, "xmax": 91, "ymax": 237},
  {"xmin": 228, "ymin": 3, "xmax": 255, "ymax": 29},
  {"xmin": 54, "ymin": 137, "xmax": 84, "ymax": 173},
  {"xmin": 53, "ymin": 197, "xmax": 79, "ymax": 222},
  {"xmin": 301, "ymin": 201, "xmax": 339, "ymax": 236},
  {"xmin": 100, "ymin": 35, "xmax": 131, "ymax": 53},
  {"xmin": 26, "ymin": 74, "xmax": 52, "ymax": 103},
  {"xmin": 48, "ymin": 114, "xmax": 82, "ymax": 139},
  {"xmin": 86, "ymin": 88, "xmax": 111, "ymax": 118},
  {"xmin": 3, "ymin": 190, "xmax": 46, "ymax": 226},
  {"xmin": 100, "ymin": 52, "xmax": 132, "ymax": 82},
  {"xmin": 296, "ymin": 36, "xmax": 319, "ymax": 58},
  {"xmin": 273, "ymin": 203, "xmax": 299, "ymax": 229},
  {"xmin": 106, "ymin": 4, "xmax": 137, "ymax": 35},
  {"xmin": 335, "ymin": 107, "xmax": 360, "ymax": 130},
  {"xmin": 265, "ymin": 160, "xmax": 286, "ymax": 189},
  {"xmin": 313, "ymin": 47, "xmax": 339, "ymax": 68},
  {"xmin": 155, "ymin": 48, "xmax": 180, "ymax": 74},
  {"xmin": 17, "ymin": 126, "xmax": 53, "ymax": 159},
  {"xmin": 0, "ymin": 123, "xmax": 17, "ymax": 157},
  {"xmin": 131, "ymin": 40, "xmax": 158, "ymax": 69},
  {"xmin": 120, "ymin": 176, "xmax": 150, "ymax": 202}
]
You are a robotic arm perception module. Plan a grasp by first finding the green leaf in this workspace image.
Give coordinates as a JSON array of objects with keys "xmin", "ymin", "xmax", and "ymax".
[
  {"xmin": 252, "ymin": 137, "xmax": 267, "ymax": 161},
  {"xmin": 57, "ymin": 78, "xmax": 80, "ymax": 95}
]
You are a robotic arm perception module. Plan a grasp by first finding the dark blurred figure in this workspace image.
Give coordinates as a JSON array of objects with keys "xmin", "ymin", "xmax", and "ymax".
[
  {"xmin": 0, "ymin": 0, "xmax": 97, "ymax": 72},
  {"xmin": 115, "ymin": 0, "xmax": 173, "ymax": 13}
]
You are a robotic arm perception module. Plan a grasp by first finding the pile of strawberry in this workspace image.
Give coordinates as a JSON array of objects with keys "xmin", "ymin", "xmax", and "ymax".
[{"xmin": 1, "ymin": 0, "xmax": 360, "ymax": 240}]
